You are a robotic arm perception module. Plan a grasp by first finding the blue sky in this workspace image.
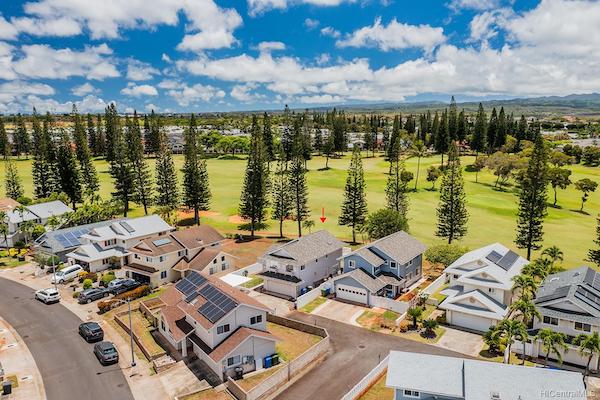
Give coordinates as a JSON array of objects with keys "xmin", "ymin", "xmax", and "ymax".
[{"xmin": 0, "ymin": 0, "xmax": 599, "ymax": 113}]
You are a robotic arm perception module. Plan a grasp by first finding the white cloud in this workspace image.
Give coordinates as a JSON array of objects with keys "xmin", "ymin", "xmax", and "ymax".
[
  {"xmin": 126, "ymin": 59, "xmax": 160, "ymax": 81},
  {"xmin": 448, "ymin": 0, "xmax": 500, "ymax": 11},
  {"xmin": 165, "ymin": 83, "xmax": 225, "ymax": 106},
  {"xmin": 120, "ymin": 83, "xmax": 159, "ymax": 97},
  {"xmin": 0, "ymin": 42, "xmax": 16, "ymax": 80},
  {"xmin": 257, "ymin": 41, "xmax": 286, "ymax": 53},
  {"xmin": 145, "ymin": 103, "xmax": 159, "ymax": 112},
  {"xmin": 247, "ymin": 0, "xmax": 351, "ymax": 16},
  {"xmin": 0, "ymin": 15, "xmax": 18, "ymax": 40},
  {"xmin": 320, "ymin": 26, "xmax": 340, "ymax": 39},
  {"xmin": 19, "ymin": 0, "xmax": 242, "ymax": 51},
  {"xmin": 230, "ymin": 83, "xmax": 265, "ymax": 102},
  {"xmin": 315, "ymin": 53, "xmax": 331, "ymax": 65},
  {"xmin": 304, "ymin": 18, "xmax": 320, "ymax": 30},
  {"xmin": 336, "ymin": 17, "xmax": 446, "ymax": 52},
  {"xmin": 11, "ymin": 43, "xmax": 119, "ymax": 80},
  {"xmin": 158, "ymin": 79, "xmax": 182, "ymax": 89},
  {"xmin": 71, "ymin": 82, "xmax": 99, "ymax": 96},
  {"xmin": 162, "ymin": 53, "xmax": 172, "ymax": 63},
  {"xmin": 10, "ymin": 16, "xmax": 81, "ymax": 37}
]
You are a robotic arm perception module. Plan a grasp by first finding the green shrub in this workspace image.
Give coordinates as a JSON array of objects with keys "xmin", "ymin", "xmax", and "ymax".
[
  {"xmin": 83, "ymin": 279, "xmax": 93, "ymax": 289},
  {"xmin": 100, "ymin": 272, "xmax": 116, "ymax": 287},
  {"xmin": 72, "ymin": 292, "xmax": 80, "ymax": 299},
  {"xmin": 78, "ymin": 271, "xmax": 98, "ymax": 283},
  {"xmin": 115, "ymin": 285, "xmax": 151, "ymax": 301},
  {"xmin": 425, "ymin": 244, "xmax": 469, "ymax": 267}
]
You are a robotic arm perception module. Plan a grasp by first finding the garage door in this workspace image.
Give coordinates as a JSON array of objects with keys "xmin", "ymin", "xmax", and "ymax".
[
  {"xmin": 264, "ymin": 279, "xmax": 297, "ymax": 298},
  {"xmin": 336, "ymin": 284, "xmax": 368, "ymax": 305},
  {"xmin": 450, "ymin": 311, "xmax": 494, "ymax": 332}
]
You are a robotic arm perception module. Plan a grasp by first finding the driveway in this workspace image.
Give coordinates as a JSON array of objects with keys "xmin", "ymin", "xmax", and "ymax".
[
  {"xmin": 0, "ymin": 277, "xmax": 135, "ymax": 400},
  {"xmin": 276, "ymin": 312, "xmax": 471, "ymax": 400},
  {"xmin": 247, "ymin": 290, "xmax": 294, "ymax": 316},
  {"xmin": 435, "ymin": 326, "xmax": 484, "ymax": 357},
  {"xmin": 312, "ymin": 299, "xmax": 366, "ymax": 326}
]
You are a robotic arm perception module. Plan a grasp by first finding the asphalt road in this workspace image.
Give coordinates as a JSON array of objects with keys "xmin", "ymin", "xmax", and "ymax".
[
  {"xmin": 277, "ymin": 312, "xmax": 470, "ymax": 400},
  {"xmin": 0, "ymin": 277, "xmax": 135, "ymax": 400}
]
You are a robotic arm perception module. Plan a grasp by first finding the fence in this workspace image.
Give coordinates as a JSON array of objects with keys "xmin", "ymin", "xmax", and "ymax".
[
  {"xmin": 114, "ymin": 309, "xmax": 166, "ymax": 362},
  {"xmin": 233, "ymin": 262, "xmax": 263, "ymax": 277},
  {"xmin": 340, "ymin": 355, "xmax": 389, "ymax": 400},
  {"xmin": 295, "ymin": 280, "xmax": 334, "ymax": 309},
  {"xmin": 422, "ymin": 274, "xmax": 446, "ymax": 295},
  {"xmin": 226, "ymin": 315, "xmax": 330, "ymax": 400},
  {"xmin": 369, "ymin": 296, "xmax": 410, "ymax": 315}
]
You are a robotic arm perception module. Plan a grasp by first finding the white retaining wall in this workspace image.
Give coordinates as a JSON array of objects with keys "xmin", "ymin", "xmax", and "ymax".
[
  {"xmin": 295, "ymin": 280, "xmax": 334, "ymax": 309},
  {"xmin": 340, "ymin": 355, "xmax": 389, "ymax": 400},
  {"xmin": 234, "ymin": 263, "xmax": 263, "ymax": 276},
  {"xmin": 370, "ymin": 296, "xmax": 410, "ymax": 314},
  {"xmin": 422, "ymin": 274, "xmax": 446, "ymax": 295}
]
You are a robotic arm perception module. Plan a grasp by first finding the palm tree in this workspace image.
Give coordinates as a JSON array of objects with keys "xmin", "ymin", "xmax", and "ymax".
[
  {"xmin": 522, "ymin": 258, "xmax": 552, "ymax": 283},
  {"xmin": 509, "ymin": 296, "xmax": 540, "ymax": 327},
  {"xmin": 407, "ymin": 307, "xmax": 423, "ymax": 330},
  {"xmin": 19, "ymin": 220, "xmax": 36, "ymax": 245},
  {"xmin": 411, "ymin": 140, "xmax": 427, "ymax": 191},
  {"xmin": 542, "ymin": 246, "xmax": 563, "ymax": 270},
  {"xmin": 573, "ymin": 332, "xmax": 600, "ymax": 378},
  {"xmin": 512, "ymin": 274, "xmax": 538, "ymax": 301},
  {"xmin": 493, "ymin": 319, "xmax": 528, "ymax": 364},
  {"xmin": 422, "ymin": 319, "xmax": 438, "ymax": 338},
  {"xmin": 535, "ymin": 329, "xmax": 567, "ymax": 367},
  {"xmin": 483, "ymin": 325, "xmax": 502, "ymax": 355}
]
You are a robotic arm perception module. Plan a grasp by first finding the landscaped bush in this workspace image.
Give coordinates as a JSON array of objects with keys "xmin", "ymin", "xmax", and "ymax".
[
  {"xmin": 100, "ymin": 272, "xmax": 116, "ymax": 287},
  {"xmin": 83, "ymin": 279, "xmax": 93, "ymax": 289},
  {"xmin": 98, "ymin": 299, "xmax": 120, "ymax": 314},
  {"xmin": 72, "ymin": 292, "xmax": 80, "ymax": 299},
  {"xmin": 78, "ymin": 271, "xmax": 98, "ymax": 283},
  {"xmin": 398, "ymin": 321, "xmax": 410, "ymax": 333},
  {"xmin": 115, "ymin": 285, "xmax": 151, "ymax": 301},
  {"xmin": 425, "ymin": 244, "xmax": 469, "ymax": 268}
]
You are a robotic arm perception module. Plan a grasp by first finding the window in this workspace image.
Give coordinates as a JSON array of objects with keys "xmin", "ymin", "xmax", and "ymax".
[
  {"xmin": 250, "ymin": 315, "xmax": 263, "ymax": 325},
  {"xmin": 390, "ymin": 262, "xmax": 397, "ymax": 269},
  {"xmin": 543, "ymin": 316, "xmax": 558, "ymax": 326},
  {"xmin": 300, "ymin": 265, "xmax": 305, "ymax": 270},
  {"xmin": 348, "ymin": 260, "xmax": 355, "ymax": 269},
  {"xmin": 134, "ymin": 254, "xmax": 140, "ymax": 259},
  {"xmin": 217, "ymin": 324, "xmax": 230, "ymax": 334},
  {"xmin": 575, "ymin": 322, "xmax": 591, "ymax": 332},
  {"xmin": 160, "ymin": 271, "xmax": 167, "ymax": 279},
  {"xmin": 226, "ymin": 355, "xmax": 241, "ymax": 366},
  {"xmin": 403, "ymin": 390, "xmax": 420, "ymax": 398},
  {"xmin": 178, "ymin": 250, "xmax": 187, "ymax": 257},
  {"xmin": 415, "ymin": 267, "xmax": 420, "ymax": 275},
  {"xmin": 160, "ymin": 319, "xmax": 165, "ymax": 331},
  {"xmin": 488, "ymin": 288, "xmax": 495, "ymax": 294},
  {"xmin": 159, "ymin": 256, "xmax": 165, "ymax": 262},
  {"xmin": 146, "ymin": 256, "xmax": 152, "ymax": 262},
  {"xmin": 221, "ymin": 263, "xmax": 227, "ymax": 271},
  {"xmin": 453, "ymin": 274, "xmax": 459, "ymax": 279},
  {"xmin": 210, "ymin": 266, "xmax": 216, "ymax": 274},
  {"xmin": 221, "ymin": 256, "xmax": 225, "ymax": 262},
  {"xmin": 213, "ymin": 259, "xmax": 217, "ymax": 264},
  {"xmin": 286, "ymin": 265, "xmax": 294, "ymax": 272}
]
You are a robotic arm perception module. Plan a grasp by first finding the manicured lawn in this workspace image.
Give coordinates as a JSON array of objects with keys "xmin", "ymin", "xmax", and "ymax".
[
  {"xmin": 0, "ymin": 256, "xmax": 27, "ymax": 269},
  {"xmin": 300, "ymin": 296, "xmax": 327, "ymax": 313},
  {"xmin": 479, "ymin": 347, "xmax": 537, "ymax": 366},
  {"xmin": 2, "ymin": 153, "xmax": 598, "ymax": 268},
  {"xmin": 241, "ymin": 275, "xmax": 263, "ymax": 288},
  {"xmin": 358, "ymin": 372, "xmax": 393, "ymax": 400},
  {"xmin": 268, "ymin": 322, "xmax": 322, "ymax": 361}
]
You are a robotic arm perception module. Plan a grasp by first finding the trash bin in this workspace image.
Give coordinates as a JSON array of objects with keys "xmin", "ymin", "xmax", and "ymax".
[
  {"xmin": 271, "ymin": 354, "xmax": 280, "ymax": 366},
  {"xmin": 2, "ymin": 381, "xmax": 12, "ymax": 395},
  {"xmin": 234, "ymin": 366, "xmax": 244, "ymax": 379}
]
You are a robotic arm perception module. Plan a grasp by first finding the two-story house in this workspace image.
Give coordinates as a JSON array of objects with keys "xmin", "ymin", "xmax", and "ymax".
[
  {"xmin": 513, "ymin": 266, "xmax": 600, "ymax": 369},
  {"xmin": 123, "ymin": 225, "xmax": 236, "ymax": 287},
  {"xmin": 438, "ymin": 243, "xmax": 528, "ymax": 332},
  {"xmin": 332, "ymin": 231, "xmax": 426, "ymax": 306},
  {"xmin": 66, "ymin": 215, "xmax": 173, "ymax": 272},
  {"xmin": 155, "ymin": 271, "xmax": 277, "ymax": 381},
  {"xmin": 1, "ymin": 200, "xmax": 73, "ymax": 248},
  {"xmin": 385, "ymin": 351, "xmax": 586, "ymax": 400},
  {"xmin": 258, "ymin": 230, "xmax": 345, "ymax": 299}
]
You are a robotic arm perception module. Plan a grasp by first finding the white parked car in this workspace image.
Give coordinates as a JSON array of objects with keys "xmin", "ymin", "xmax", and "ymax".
[
  {"xmin": 107, "ymin": 278, "xmax": 125, "ymax": 290},
  {"xmin": 35, "ymin": 288, "xmax": 61, "ymax": 304},
  {"xmin": 51, "ymin": 264, "xmax": 84, "ymax": 284}
]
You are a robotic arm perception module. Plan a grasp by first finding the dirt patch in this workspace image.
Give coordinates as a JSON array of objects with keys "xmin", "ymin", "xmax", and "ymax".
[
  {"xmin": 228, "ymin": 215, "xmax": 247, "ymax": 224},
  {"xmin": 222, "ymin": 237, "xmax": 276, "ymax": 268}
]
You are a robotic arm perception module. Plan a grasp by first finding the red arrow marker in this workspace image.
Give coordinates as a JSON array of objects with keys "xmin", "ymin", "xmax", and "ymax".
[{"xmin": 320, "ymin": 207, "xmax": 327, "ymax": 223}]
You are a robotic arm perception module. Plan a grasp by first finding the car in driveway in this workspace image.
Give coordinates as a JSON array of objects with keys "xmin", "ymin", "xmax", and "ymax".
[
  {"xmin": 78, "ymin": 288, "xmax": 109, "ymax": 304},
  {"xmin": 93, "ymin": 341, "xmax": 119, "ymax": 365},
  {"xmin": 79, "ymin": 322, "xmax": 104, "ymax": 342},
  {"xmin": 51, "ymin": 264, "xmax": 84, "ymax": 284},
  {"xmin": 109, "ymin": 279, "xmax": 141, "ymax": 295},
  {"xmin": 34, "ymin": 288, "xmax": 61, "ymax": 304}
]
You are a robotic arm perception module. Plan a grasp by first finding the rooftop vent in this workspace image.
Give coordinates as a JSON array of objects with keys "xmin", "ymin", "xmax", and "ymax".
[{"xmin": 490, "ymin": 392, "xmax": 501, "ymax": 400}]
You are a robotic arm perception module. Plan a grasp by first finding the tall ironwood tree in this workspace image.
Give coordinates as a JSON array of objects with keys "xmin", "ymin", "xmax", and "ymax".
[
  {"xmin": 154, "ymin": 120, "xmax": 179, "ymax": 210},
  {"xmin": 72, "ymin": 105, "xmax": 100, "ymax": 199},
  {"xmin": 4, "ymin": 159, "xmax": 23, "ymax": 200},
  {"xmin": 436, "ymin": 142, "xmax": 468, "ymax": 244},
  {"xmin": 271, "ymin": 152, "xmax": 293, "ymax": 238},
  {"xmin": 386, "ymin": 140, "xmax": 409, "ymax": 217},
  {"xmin": 127, "ymin": 111, "xmax": 153, "ymax": 214},
  {"xmin": 339, "ymin": 146, "xmax": 368, "ymax": 243},
  {"xmin": 515, "ymin": 135, "xmax": 549, "ymax": 260},
  {"xmin": 56, "ymin": 129, "xmax": 83, "ymax": 209},
  {"xmin": 109, "ymin": 114, "xmax": 134, "ymax": 216},
  {"xmin": 289, "ymin": 137, "xmax": 310, "ymax": 237},
  {"xmin": 182, "ymin": 114, "xmax": 211, "ymax": 225}
]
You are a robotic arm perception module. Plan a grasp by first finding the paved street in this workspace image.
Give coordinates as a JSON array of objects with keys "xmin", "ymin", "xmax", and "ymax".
[
  {"xmin": 277, "ymin": 312, "xmax": 471, "ymax": 400},
  {"xmin": 0, "ymin": 277, "xmax": 135, "ymax": 400}
]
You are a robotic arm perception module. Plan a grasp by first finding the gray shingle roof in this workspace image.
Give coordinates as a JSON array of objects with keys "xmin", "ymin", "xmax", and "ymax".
[
  {"xmin": 263, "ymin": 230, "xmax": 344, "ymax": 266},
  {"xmin": 345, "ymin": 231, "xmax": 426, "ymax": 266},
  {"xmin": 335, "ymin": 269, "xmax": 388, "ymax": 293},
  {"xmin": 535, "ymin": 266, "xmax": 600, "ymax": 324}
]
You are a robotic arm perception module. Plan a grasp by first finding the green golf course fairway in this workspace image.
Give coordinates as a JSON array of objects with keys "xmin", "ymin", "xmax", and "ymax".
[{"xmin": 1, "ymin": 153, "xmax": 598, "ymax": 269}]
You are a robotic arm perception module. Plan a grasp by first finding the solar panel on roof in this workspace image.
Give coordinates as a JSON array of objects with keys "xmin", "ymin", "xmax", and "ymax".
[
  {"xmin": 485, "ymin": 250, "xmax": 502, "ymax": 264},
  {"xmin": 153, "ymin": 238, "xmax": 172, "ymax": 247},
  {"xmin": 198, "ymin": 302, "xmax": 227, "ymax": 323},
  {"xmin": 197, "ymin": 284, "xmax": 238, "ymax": 323},
  {"xmin": 119, "ymin": 221, "xmax": 135, "ymax": 233},
  {"xmin": 535, "ymin": 285, "xmax": 570, "ymax": 304},
  {"xmin": 496, "ymin": 250, "xmax": 519, "ymax": 271},
  {"xmin": 584, "ymin": 268, "xmax": 600, "ymax": 291},
  {"xmin": 574, "ymin": 286, "xmax": 600, "ymax": 313},
  {"xmin": 187, "ymin": 271, "xmax": 207, "ymax": 287},
  {"xmin": 175, "ymin": 278, "xmax": 196, "ymax": 296},
  {"xmin": 185, "ymin": 291, "xmax": 200, "ymax": 303}
]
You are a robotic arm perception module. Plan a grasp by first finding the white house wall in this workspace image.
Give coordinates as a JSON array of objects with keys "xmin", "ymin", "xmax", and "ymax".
[{"xmin": 210, "ymin": 305, "xmax": 268, "ymax": 348}]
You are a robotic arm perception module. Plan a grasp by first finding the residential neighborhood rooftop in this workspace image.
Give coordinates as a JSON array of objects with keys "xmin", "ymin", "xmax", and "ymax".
[
  {"xmin": 262, "ymin": 230, "xmax": 345, "ymax": 266},
  {"xmin": 81, "ymin": 215, "xmax": 173, "ymax": 241},
  {"xmin": 343, "ymin": 230, "xmax": 427, "ymax": 265}
]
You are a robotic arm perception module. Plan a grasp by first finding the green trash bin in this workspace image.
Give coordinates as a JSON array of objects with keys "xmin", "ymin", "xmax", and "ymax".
[{"xmin": 2, "ymin": 381, "xmax": 12, "ymax": 395}]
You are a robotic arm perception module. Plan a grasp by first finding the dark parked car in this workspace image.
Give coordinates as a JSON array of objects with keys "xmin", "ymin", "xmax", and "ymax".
[
  {"xmin": 109, "ymin": 279, "xmax": 141, "ymax": 295},
  {"xmin": 79, "ymin": 322, "xmax": 104, "ymax": 342},
  {"xmin": 93, "ymin": 341, "xmax": 119, "ymax": 365},
  {"xmin": 78, "ymin": 288, "xmax": 109, "ymax": 304}
]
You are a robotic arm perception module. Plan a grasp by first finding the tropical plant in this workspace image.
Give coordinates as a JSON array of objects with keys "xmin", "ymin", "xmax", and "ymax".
[
  {"xmin": 535, "ymin": 329, "xmax": 567, "ymax": 367},
  {"xmin": 421, "ymin": 318, "xmax": 438, "ymax": 337},
  {"xmin": 483, "ymin": 325, "xmax": 502, "ymax": 355},
  {"xmin": 522, "ymin": 258, "xmax": 552, "ymax": 282},
  {"xmin": 573, "ymin": 332, "xmax": 600, "ymax": 378},
  {"xmin": 407, "ymin": 307, "xmax": 423, "ymax": 330},
  {"xmin": 541, "ymin": 246, "xmax": 564, "ymax": 271},
  {"xmin": 493, "ymin": 319, "xmax": 528, "ymax": 364},
  {"xmin": 511, "ymin": 274, "xmax": 538, "ymax": 300}
]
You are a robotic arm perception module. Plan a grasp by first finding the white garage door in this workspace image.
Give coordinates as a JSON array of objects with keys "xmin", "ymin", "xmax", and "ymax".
[
  {"xmin": 336, "ymin": 284, "xmax": 368, "ymax": 305},
  {"xmin": 264, "ymin": 279, "xmax": 297, "ymax": 298},
  {"xmin": 451, "ymin": 311, "xmax": 494, "ymax": 332}
]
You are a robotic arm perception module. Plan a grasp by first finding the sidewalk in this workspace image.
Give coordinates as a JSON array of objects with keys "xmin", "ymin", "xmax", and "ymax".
[
  {"xmin": 0, "ymin": 316, "xmax": 45, "ymax": 400},
  {"xmin": 0, "ymin": 263, "xmax": 180, "ymax": 400}
]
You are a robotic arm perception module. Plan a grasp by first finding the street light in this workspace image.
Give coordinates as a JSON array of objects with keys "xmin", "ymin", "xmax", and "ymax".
[
  {"xmin": 51, "ymin": 254, "xmax": 57, "ymax": 291},
  {"xmin": 113, "ymin": 297, "xmax": 136, "ymax": 368}
]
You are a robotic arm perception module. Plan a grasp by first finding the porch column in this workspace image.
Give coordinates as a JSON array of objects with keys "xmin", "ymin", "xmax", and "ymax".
[{"xmin": 181, "ymin": 338, "xmax": 187, "ymax": 357}]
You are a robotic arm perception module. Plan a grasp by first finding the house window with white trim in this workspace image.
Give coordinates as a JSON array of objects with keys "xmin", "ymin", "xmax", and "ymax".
[
  {"xmin": 178, "ymin": 250, "xmax": 187, "ymax": 257},
  {"xmin": 217, "ymin": 324, "xmax": 230, "ymax": 334},
  {"xmin": 225, "ymin": 355, "xmax": 241, "ymax": 367},
  {"xmin": 488, "ymin": 288, "xmax": 495, "ymax": 294},
  {"xmin": 543, "ymin": 316, "xmax": 558, "ymax": 326},
  {"xmin": 160, "ymin": 271, "xmax": 167, "ymax": 279},
  {"xmin": 250, "ymin": 315, "xmax": 263, "ymax": 325},
  {"xmin": 159, "ymin": 256, "xmax": 165, "ymax": 262},
  {"xmin": 404, "ymin": 390, "xmax": 420, "ymax": 398},
  {"xmin": 575, "ymin": 322, "xmax": 591, "ymax": 332},
  {"xmin": 348, "ymin": 260, "xmax": 355, "ymax": 269}
]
